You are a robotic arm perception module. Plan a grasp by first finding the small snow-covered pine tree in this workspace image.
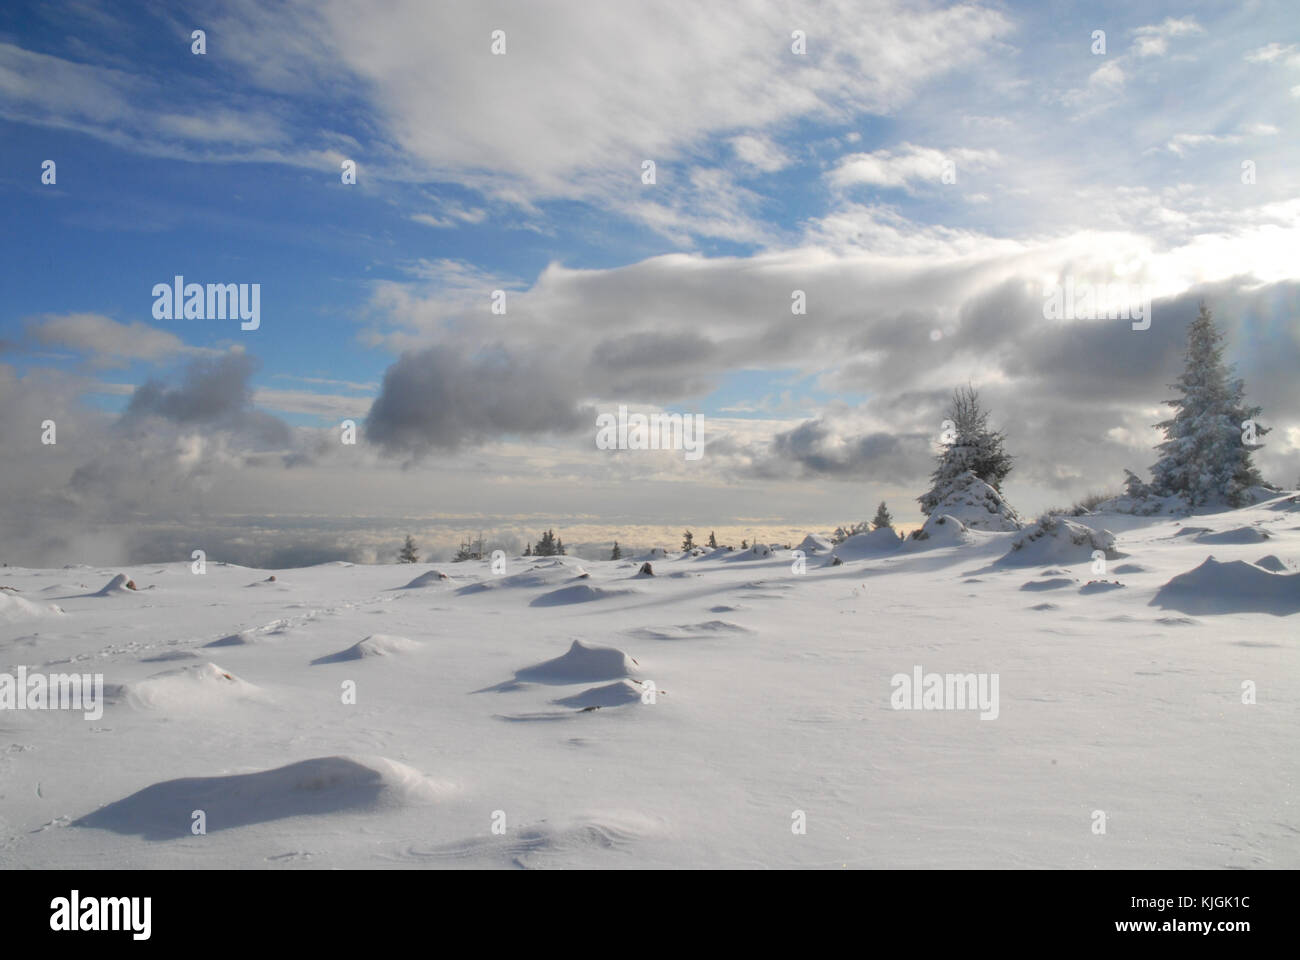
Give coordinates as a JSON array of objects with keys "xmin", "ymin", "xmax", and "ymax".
[
  {"xmin": 707, "ymin": 531, "xmax": 717, "ymax": 548},
  {"xmin": 610, "ymin": 540, "xmax": 622, "ymax": 561},
  {"xmin": 918, "ymin": 386, "xmax": 1014, "ymax": 517},
  {"xmin": 1147, "ymin": 302, "xmax": 1269, "ymax": 507},
  {"xmin": 871, "ymin": 502, "xmax": 893, "ymax": 530},
  {"xmin": 682, "ymin": 530, "xmax": 694, "ymax": 551}
]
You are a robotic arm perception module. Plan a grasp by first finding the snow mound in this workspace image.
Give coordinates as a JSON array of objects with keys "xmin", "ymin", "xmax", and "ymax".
[
  {"xmin": 1194, "ymin": 526, "xmax": 1270, "ymax": 544},
  {"xmin": 515, "ymin": 640, "xmax": 640, "ymax": 684},
  {"xmin": 312, "ymin": 634, "xmax": 420, "ymax": 664},
  {"xmin": 458, "ymin": 563, "xmax": 583, "ymax": 594},
  {"xmin": 998, "ymin": 516, "xmax": 1119, "ymax": 567},
  {"xmin": 636, "ymin": 548, "xmax": 669, "ymax": 561},
  {"xmin": 727, "ymin": 543, "xmax": 774, "ymax": 560},
  {"xmin": 921, "ymin": 471, "xmax": 1022, "ymax": 531},
  {"xmin": 832, "ymin": 527, "xmax": 903, "ymax": 560},
  {"xmin": 1019, "ymin": 577, "xmax": 1076, "ymax": 591},
  {"xmin": 109, "ymin": 662, "xmax": 261, "ymax": 710},
  {"xmin": 795, "ymin": 534, "xmax": 833, "ymax": 554},
  {"xmin": 401, "ymin": 569, "xmax": 450, "ymax": 588},
  {"xmin": 530, "ymin": 584, "xmax": 632, "ymax": 607},
  {"xmin": 1113, "ymin": 563, "xmax": 1147, "ymax": 574},
  {"xmin": 1150, "ymin": 557, "xmax": 1300, "ymax": 616},
  {"xmin": 908, "ymin": 513, "xmax": 975, "ymax": 546},
  {"xmin": 0, "ymin": 593, "xmax": 64, "ymax": 622},
  {"xmin": 94, "ymin": 574, "xmax": 138, "ymax": 596},
  {"xmin": 206, "ymin": 629, "xmax": 262, "ymax": 647},
  {"xmin": 1253, "ymin": 555, "xmax": 1291, "ymax": 573},
  {"xmin": 74, "ymin": 755, "xmax": 450, "ymax": 840},
  {"xmin": 553, "ymin": 680, "xmax": 646, "ymax": 709}
]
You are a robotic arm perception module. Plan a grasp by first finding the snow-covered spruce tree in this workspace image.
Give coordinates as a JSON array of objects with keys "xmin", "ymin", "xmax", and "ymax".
[
  {"xmin": 871, "ymin": 501, "xmax": 893, "ymax": 530},
  {"xmin": 1146, "ymin": 302, "xmax": 1269, "ymax": 507},
  {"xmin": 682, "ymin": 530, "xmax": 694, "ymax": 551},
  {"xmin": 398, "ymin": 534, "xmax": 419, "ymax": 563},
  {"xmin": 918, "ymin": 386, "xmax": 1014, "ymax": 517},
  {"xmin": 707, "ymin": 531, "xmax": 718, "ymax": 548},
  {"xmin": 610, "ymin": 541, "xmax": 622, "ymax": 561}
]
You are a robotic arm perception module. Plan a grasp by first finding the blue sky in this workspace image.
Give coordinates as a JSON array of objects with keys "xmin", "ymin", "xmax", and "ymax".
[{"xmin": 2, "ymin": 0, "xmax": 1298, "ymax": 565}]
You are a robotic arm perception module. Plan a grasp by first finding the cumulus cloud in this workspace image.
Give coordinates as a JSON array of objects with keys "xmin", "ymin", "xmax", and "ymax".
[{"xmin": 365, "ymin": 344, "xmax": 595, "ymax": 457}]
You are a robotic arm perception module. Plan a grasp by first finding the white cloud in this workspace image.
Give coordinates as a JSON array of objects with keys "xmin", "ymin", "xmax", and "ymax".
[
  {"xmin": 1245, "ymin": 43, "xmax": 1299, "ymax": 64},
  {"xmin": 1132, "ymin": 18, "xmax": 1204, "ymax": 58},
  {"xmin": 26, "ymin": 313, "xmax": 206, "ymax": 368},
  {"xmin": 827, "ymin": 144, "xmax": 1001, "ymax": 191},
  {"xmin": 730, "ymin": 134, "xmax": 792, "ymax": 173}
]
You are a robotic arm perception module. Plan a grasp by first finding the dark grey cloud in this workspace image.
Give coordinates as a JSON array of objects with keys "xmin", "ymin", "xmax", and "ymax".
[
  {"xmin": 122, "ymin": 351, "xmax": 292, "ymax": 450},
  {"xmin": 366, "ymin": 343, "xmax": 594, "ymax": 457},
  {"xmin": 756, "ymin": 419, "xmax": 934, "ymax": 484}
]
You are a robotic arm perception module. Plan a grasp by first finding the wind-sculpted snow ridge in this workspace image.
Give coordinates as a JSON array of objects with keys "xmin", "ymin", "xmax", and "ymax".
[
  {"xmin": 1194, "ymin": 526, "xmax": 1271, "ymax": 544},
  {"xmin": 74, "ymin": 756, "xmax": 451, "ymax": 840},
  {"xmin": 1019, "ymin": 577, "xmax": 1077, "ymax": 591},
  {"xmin": 514, "ymin": 639, "xmax": 639, "ymax": 684},
  {"xmin": 0, "ymin": 593, "xmax": 64, "ymax": 622},
  {"xmin": 105, "ymin": 662, "xmax": 263, "ymax": 710},
  {"xmin": 552, "ymin": 679, "xmax": 647, "ymax": 708},
  {"xmin": 1150, "ymin": 556, "xmax": 1300, "ymax": 616},
  {"xmin": 529, "ymin": 584, "xmax": 634, "ymax": 606},
  {"xmin": 998, "ymin": 516, "xmax": 1120, "ymax": 567},
  {"xmin": 457, "ymin": 561, "xmax": 586, "ymax": 595},
  {"xmin": 312, "ymin": 634, "xmax": 420, "ymax": 664},
  {"xmin": 795, "ymin": 533, "xmax": 833, "ymax": 555},
  {"xmin": 399, "ymin": 569, "xmax": 451, "ymax": 588},
  {"xmin": 93, "ymin": 574, "xmax": 138, "ymax": 596}
]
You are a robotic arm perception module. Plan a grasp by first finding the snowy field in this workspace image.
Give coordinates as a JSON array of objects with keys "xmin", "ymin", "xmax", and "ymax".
[{"xmin": 2, "ymin": 496, "xmax": 1298, "ymax": 870}]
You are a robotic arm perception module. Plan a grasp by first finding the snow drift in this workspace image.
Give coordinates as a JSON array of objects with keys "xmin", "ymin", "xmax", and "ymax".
[
  {"xmin": 998, "ymin": 516, "xmax": 1120, "ymax": 566},
  {"xmin": 312, "ymin": 634, "xmax": 421, "ymax": 664},
  {"xmin": 75, "ymin": 755, "xmax": 450, "ymax": 839},
  {"xmin": 553, "ymin": 680, "xmax": 646, "ymax": 709},
  {"xmin": 831, "ymin": 527, "xmax": 903, "ymax": 560},
  {"xmin": 400, "ymin": 570, "xmax": 450, "ymax": 588},
  {"xmin": 107, "ymin": 662, "xmax": 261, "ymax": 710},
  {"xmin": 1150, "ymin": 556, "xmax": 1300, "ymax": 616},
  {"xmin": 0, "ymin": 593, "xmax": 64, "ymax": 622},
  {"xmin": 514, "ymin": 640, "xmax": 639, "ymax": 684}
]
